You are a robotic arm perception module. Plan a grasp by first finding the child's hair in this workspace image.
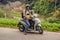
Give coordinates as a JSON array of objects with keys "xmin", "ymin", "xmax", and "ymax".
[
  {"xmin": 30, "ymin": 10, "xmax": 34, "ymax": 15},
  {"xmin": 31, "ymin": 11, "xmax": 33, "ymax": 15}
]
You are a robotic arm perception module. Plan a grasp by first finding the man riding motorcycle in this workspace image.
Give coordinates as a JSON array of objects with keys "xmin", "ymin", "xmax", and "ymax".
[
  {"xmin": 22, "ymin": 4, "xmax": 33, "ymax": 34},
  {"xmin": 18, "ymin": 4, "xmax": 43, "ymax": 35}
]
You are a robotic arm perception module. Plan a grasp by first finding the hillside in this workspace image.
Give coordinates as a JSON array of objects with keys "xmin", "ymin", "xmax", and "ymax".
[
  {"xmin": 0, "ymin": 0, "xmax": 60, "ymax": 22},
  {"xmin": 0, "ymin": 0, "xmax": 60, "ymax": 31},
  {"xmin": 0, "ymin": 0, "xmax": 24, "ymax": 19},
  {"xmin": 30, "ymin": 0, "xmax": 60, "ymax": 23}
]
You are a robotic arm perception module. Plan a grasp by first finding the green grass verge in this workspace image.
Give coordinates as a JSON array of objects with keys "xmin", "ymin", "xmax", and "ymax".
[
  {"xmin": 41, "ymin": 22, "xmax": 60, "ymax": 31},
  {"xmin": 0, "ymin": 18, "xmax": 18, "ymax": 27},
  {"xmin": 0, "ymin": 18, "xmax": 60, "ymax": 31}
]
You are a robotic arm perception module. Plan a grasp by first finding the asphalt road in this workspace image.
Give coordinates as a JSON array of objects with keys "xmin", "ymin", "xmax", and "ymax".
[{"xmin": 0, "ymin": 27, "xmax": 60, "ymax": 40}]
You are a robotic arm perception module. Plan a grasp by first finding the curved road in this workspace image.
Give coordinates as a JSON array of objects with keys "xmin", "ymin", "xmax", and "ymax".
[{"xmin": 0, "ymin": 27, "xmax": 60, "ymax": 40}]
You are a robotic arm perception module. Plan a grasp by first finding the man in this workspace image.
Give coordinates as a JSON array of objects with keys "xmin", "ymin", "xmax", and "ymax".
[{"xmin": 22, "ymin": 4, "xmax": 31, "ymax": 34}]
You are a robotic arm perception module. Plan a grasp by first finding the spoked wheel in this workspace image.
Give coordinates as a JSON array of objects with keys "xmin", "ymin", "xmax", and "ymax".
[{"xmin": 36, "ymin": 26, "xmax": 43, "ymax": 34}]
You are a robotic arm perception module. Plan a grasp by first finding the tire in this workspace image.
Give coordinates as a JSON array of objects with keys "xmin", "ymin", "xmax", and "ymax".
[
  {"xmin": 39, "ymin": 26, "xmax": 43, "ymax": 34},
  {"xmin": 18, "ymin": 25, "xmax": 24, "ymax": 32},
  {"xmin": 36, "ymin": 26, "xmax": 43, "ymax": 34},
  {"xmin": 17, "ymin": 22, "xmax": 25, "ymax": 32}
]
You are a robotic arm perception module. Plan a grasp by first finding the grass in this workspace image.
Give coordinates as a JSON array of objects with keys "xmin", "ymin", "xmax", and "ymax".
[
  {"xmin": 41, "ymin": 22, "xmax": 60, "ymax": 31},
  {"xmin": 0, "ymin": 18, "xmax": 60, "ymax": 31},
  {"xmin": 0, "ymin": 18, "xmax": 18, "ymax": 28},
  {"xmin": 0, "ymin": 8, "xmax": 21, "ymax": 18},
  {"xmin": 8, "ymin": 10, "xmax": 21, "ymax": 17}
]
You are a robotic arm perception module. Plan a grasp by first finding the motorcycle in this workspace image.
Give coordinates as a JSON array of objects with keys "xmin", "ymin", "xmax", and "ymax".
[{"xmin": 17, "ymin": 13, "xmax": 43, "ymax": 34}]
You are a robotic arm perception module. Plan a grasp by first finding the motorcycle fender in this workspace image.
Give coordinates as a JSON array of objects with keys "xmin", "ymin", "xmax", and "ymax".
[{"xmin": 38, "ymin": 24, "xmax": 41, "ymax": 26}]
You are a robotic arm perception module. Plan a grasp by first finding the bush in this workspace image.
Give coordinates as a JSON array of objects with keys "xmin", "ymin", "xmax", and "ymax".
[
  {"xmin": 0, "ymin": 8, "xmax": 5, "ymax": 17},
  {"xmin": 31, "ymin": 0, "xmax": 60, "ymax": 15},
  {"xmin": 0, "ymin": 18, "xmax": 18, "ymax": 27},
  {"xmin": 41, "ymin": 22, "xmax": 60, "ymax": 31},
  {"xmin": 0, "ymin": 8, "xmax": 21, "ymax": 18},
  {"xmin": 46, "ymin": 17, "xmax": 60, "ymax": 23},
  {"xmin": 8, "ymin": 10, "xmax": 21, "ymax": 17}
]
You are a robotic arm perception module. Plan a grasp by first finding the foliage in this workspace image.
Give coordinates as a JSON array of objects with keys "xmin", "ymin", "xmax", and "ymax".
[
  {"xmin": 46, "ymin": 17, "xmax": 60, "ymax": 23},
  {"xmin": 30, "ymin": 0, "xmax": 60, "ymax": 15},
  {"xmin": 41, "ymin": 22, "xmax": 60, "ymax": 31},
  {"xmin": 8, "ymin": 10, "xmax": 21, "ymax": 18},
  {"xmin": 0, "ymin": 18, "xmax": 60, "ymax": 31},
  {"xmin": 0, "ymin": 0, "xmax": 60, "ymax": 31},
  {"xmin": 0, "ymin": 8, "xmax": 21, "ymax": 18},
  {"xmin": 0, "ymin": 8, "xmax": 5, "ymax": 17},
  {"xmin": 0, "ymin": 18, "xmax": 18, "ymax": 26}
]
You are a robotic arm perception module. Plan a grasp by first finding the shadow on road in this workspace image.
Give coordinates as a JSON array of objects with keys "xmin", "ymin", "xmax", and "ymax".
[{"xmin": 26, "ymin": 31, "xmax": 43, "ymax": 35}]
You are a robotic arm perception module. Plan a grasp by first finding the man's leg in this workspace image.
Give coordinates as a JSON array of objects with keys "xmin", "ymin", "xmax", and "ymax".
[
  {"xmin": 23, "ymin": 19, "xmax": 30, "ymax": 35},
  {"xmin": 29, "ymin": 20, "xmax": 34, "ymax": 29},
  {"xmin": 25, "ymin": 19, "xmax": 30, "ymax": 26},
  {"xmin": 24, "ymin": 19, "xmax": 30, "ymax": 32}
]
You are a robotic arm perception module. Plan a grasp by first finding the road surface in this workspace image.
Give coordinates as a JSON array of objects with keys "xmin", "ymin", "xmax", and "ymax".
[{"xmin": 0, "ymin": 27, "xmax": 60, "ymax": 40}]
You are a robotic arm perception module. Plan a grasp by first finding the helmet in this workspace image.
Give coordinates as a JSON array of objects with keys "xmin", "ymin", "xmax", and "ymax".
[{"xmin": 25, "ymin": 4, "xmax": 30, "ymax": 7}]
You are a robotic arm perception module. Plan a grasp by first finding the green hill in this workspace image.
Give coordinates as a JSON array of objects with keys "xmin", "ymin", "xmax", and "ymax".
[
  {"xmin": 0, "ymin": 0, "xmax": 60, "ymax": 22},
  {"xmin": 30, "ymin": 0, "xmax": 60, "ymax": 23},
  {"xmin": 30, "ymin": 0, "xmax": 60, "ymax": 15}
]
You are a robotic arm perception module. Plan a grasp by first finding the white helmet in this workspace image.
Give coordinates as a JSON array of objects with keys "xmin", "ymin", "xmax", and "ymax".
[{"xmin": 25, "ymin": 4, "xmax": 30, "ymax": 7}]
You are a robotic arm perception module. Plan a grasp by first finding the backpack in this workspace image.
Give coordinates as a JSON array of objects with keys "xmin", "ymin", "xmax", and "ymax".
[
  {"xmin": 21, "ymin": 10, "xmax": 26, "ymax": 18},
  {"xmin": 21, "ymin": 12, "xmax": 24, "ymax": 18}
]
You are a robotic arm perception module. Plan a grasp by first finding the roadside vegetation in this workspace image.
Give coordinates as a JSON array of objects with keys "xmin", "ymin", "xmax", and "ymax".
[
  {"xmin": 0, "ymin": 18, "xmax": 18, "ymax": 28},
  {"xmin": 0, "ymin": 18, "xmax": 60, "ymax": 31},
  {"xmin": 41, "ymin": 22, "xmax": 60, "ymax": 31},
  {"xmin": 0, "ymin": 8, "xmax": 21, "ymax": 18},
  {"xmin": 0, "ymin": 0, "xmax": 60, "ymax": 31}
]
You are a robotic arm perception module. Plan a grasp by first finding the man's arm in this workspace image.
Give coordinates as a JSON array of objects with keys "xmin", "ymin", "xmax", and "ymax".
[{"xmin": 23, "ymin": 10, "xmax": 26, "ymax": 17}]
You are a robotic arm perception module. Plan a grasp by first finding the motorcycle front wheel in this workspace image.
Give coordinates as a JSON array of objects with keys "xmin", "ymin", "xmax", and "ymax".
[{"xmin": 36, "ymin": 26, "xmax": 43, "ymax": 34}]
